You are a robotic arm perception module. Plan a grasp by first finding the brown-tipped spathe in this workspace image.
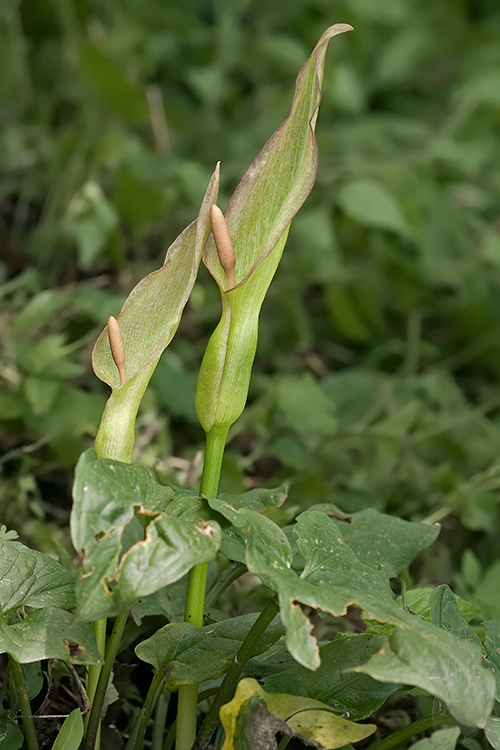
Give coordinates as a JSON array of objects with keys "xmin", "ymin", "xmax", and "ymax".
[
  {"xmin": 210, "ymin": 204, "xmax": 236, "ymax": 290},
  {"xmin": 107, "ymin": 316, "xmax": 127, "ymax": 385}
]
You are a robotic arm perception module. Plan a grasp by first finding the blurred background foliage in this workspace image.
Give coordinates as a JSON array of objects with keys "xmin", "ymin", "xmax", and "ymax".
[{"xmin": 1, "ymin": 0, "xmax": 500, "ymax": 604}]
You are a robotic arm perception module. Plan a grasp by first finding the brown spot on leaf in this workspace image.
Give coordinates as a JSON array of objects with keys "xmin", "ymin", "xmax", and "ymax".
[{"xmin": 67, "ymin": 641, "xmax": 82, "ymax": 659}]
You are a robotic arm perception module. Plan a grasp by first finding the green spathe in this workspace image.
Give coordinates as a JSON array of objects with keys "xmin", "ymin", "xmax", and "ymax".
[
  {"xmin": 92, "ymin": 165, "xmax": 220, "ymax": 462},
  {"xmin": 195, "ymin": 24, "xmax": 352, "ymax": 435}
]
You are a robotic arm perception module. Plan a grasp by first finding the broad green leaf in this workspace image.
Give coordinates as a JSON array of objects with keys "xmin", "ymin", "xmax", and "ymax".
[
  {"xmin": 402, "ymin": 588, "xmax": 482, "ymax": 622},
  {"xmin": 0, "ymin": 608, "xmax": 101, "ymax": 664},
  {"xmin": 196, "ymin": 24, "xmax": 353, "ymax": 434},
  {"xmin": 92, "ymin": 165, "xmax": 219, "ymax": 461},
  {"xmin": 263, "ymin": 634, "xmax": 400, "ymax": 720},
  {"xmin": 0, "ymin": 713, "xmax": 23, "ymax": 750},
  {"xmin": 51, "ymin": 709, "xmax": 84, "ymax": 750},
  {"xmin": 484, "ymin": 620, "xmax": 500, "ymax": 698},
  {"xmin": 337, "ymin": 179, "xmax": 410, "ymax": 236},
  {"xmin": 209, "ymin": 486, "xmax": 288, "ymax": 564},
  {"xmin": 217, "ymin": 508, "xmax": 494, "ymax": 726},
  {"xmin": 308, "ymin": 505, "xmax": 440, "ymax": 576},
  {"xmin": 71, "ymin": 451, "xmax": 220, "ymax": 621},
  {"xmin": 0, "ymin": 540, "xmax": 75, "ymax": 618},
  {"xmin": 135, "ymin": 613, "xmax": 283, "ymax": 689},
  {"xmin": 131, "ymin": 577, "xmax": 187, "ymax": 625},
  {"xmin": 71, "ymin": 449, "xmax": 175, "ymax": 551},
  {"xmin": 485, "ymin": 716, "xmax": 500, "ymax": 750},
  {"xmin": 411, "ymin": 727, "xmax": 461, "ymax": 750},
  {"xmin": 353, "ymin": 625, "xmax": 495, "ymax": 727},
  {"xmin": 220, "ymin": 678, "xmax": 376, "ymax": 750},
  {"xmin": 243, "ymin": 510, "xmax": 408, "ymax": 668},
  {"xmin": 218, "ymin": 486, "xmax": 288, "ymax": 514},
  {"xmin": 429, "ymin": 585, "xmax": 484, "ymax": 650}
]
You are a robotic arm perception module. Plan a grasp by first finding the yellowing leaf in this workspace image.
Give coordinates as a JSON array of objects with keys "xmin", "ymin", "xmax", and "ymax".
[{"xmin": 220, "ymin": 678, "xmax": 376, "ymax": 750}]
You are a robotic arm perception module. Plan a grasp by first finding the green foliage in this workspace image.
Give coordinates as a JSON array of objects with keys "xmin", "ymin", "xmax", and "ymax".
[
  {"xmin": 136, "ymin": 613, "xmax": 283, "ymax": 688},
  {"xmin": 263, "ymin": 634, "xmax": 401, "ymax": 720},
  {"xmin": 71, "ymin": 450, "xmax": 221, "ymax": 621},
  {"xmin": 51, "ymin": 709, "xmax": 84, "ymax": 750},
  {"xmin": 2, "ymin": 2, "xmax": 500, "ymax": 749}
]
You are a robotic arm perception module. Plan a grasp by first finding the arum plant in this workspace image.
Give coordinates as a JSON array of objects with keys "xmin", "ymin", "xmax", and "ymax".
[
  {"xmin": 178, "ymin": 22, "xmax": 353, "ymax": 749},
  {"xmin": 3, "ymin": 21, "xmax": 499, "ymax": 750},
  {"xmin": 81, "ymin": 166, "xmax": 219, "ymax": 749}
]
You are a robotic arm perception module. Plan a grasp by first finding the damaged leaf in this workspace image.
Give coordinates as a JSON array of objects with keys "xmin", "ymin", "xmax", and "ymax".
[
  {"xmin": 71, "ymin": 450, "xmax": 221, "ymax": 621},
  {"xmin": 220, "ymin": 678, "xmax": 376, "ymax": 750},
  {"xmin": 0, "ymin": 608, "xmax": 101, "ymax": 664}
]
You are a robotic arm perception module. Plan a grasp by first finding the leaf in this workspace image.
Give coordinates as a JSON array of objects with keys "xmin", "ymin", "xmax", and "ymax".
[
  {"xmin": 353, "ymin": 624, "xmax": 495, "ymax": 727},
  {"xmin": 308, "ymin": 505, "xmax": 440, "ymax": 576},
  {"xmin": 217, "ymin": 508, "xmax": 494, "ymax": 726},
  {"xmin": 429, "ymin": 585, "xmax": 484, "ymax": 650},
  {"xmin": 131, "ymin": 577, "xmax": 187, "ymax": 625},
  {"xmin": 210, "ymin": 486, "xmax": 288, "ymax": 564},
  {"xmin": 485, "ymin": 716, "xmax": 500, "ymax": 750},
  {"xmin": 263, "ymin": 634, "xmax": 400, "ymax": 720},
  {"xmin": 220, "ymin": 678, "xmax": 376, "ymax": 750},
  {"xmin": 0, "ymin": 713, "xmax": 23, "ymax": 750},
  {"xmin": 135, "ymin": 613, "xmax": 283, "ymax": 689},
  {"xmin": 239, "ymin": 509, "xmax": 408, "ymax": 669},
  {"xmin": 402, "ymin": 588, "xmax": 482, "ymax": 622},
  {"xmin": 51, "ymin": 709, "xmax": 84, "ymax": 750},
  {"xmin": 0, "ymin": 608, "xmax": 102, "ymax": 664},
  {"xmin": 71, "ymin": 450, "xmax": 221, "ymax": 621},
  {"xmin": 0, "ymin": 526, "xmax": 18, "ymax": 541},
  {"xmin": 337, "ymin": 179, "xmax": 410, "ymax": 236},
  {"xmin": 411, "ymin": 727, "xmax": 461, "ymax": 750},
  {"xmin": 196, "ymin": 24, "xmax": 353, "ymax": 434},
  {"xmin": 0, "ymin": 540, "xmax": 75, "ymax": 618},
  {"xmin": 484, "ymin": 620, "xmax": 500, "ymax": 698}
]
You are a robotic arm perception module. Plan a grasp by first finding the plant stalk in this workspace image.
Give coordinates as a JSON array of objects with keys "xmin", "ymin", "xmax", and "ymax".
[
  {"xmin": 193, "ymin": 597, "xmax": 280, "ymax": 750},
  {"xmin": 9, "ymin": 657, "xmax": 39, "ymax": 750},
  {"xmin": 367, "ymin": 710, "xmax": 457, "ymax": 750},
  {"xmin": 132, "ymin": 670, "xmax": 166, "ymax": 750},
  {"xmin": 176, "ymin": 426, "xmax": 228, "ymax": 750},
  {"xmin": 83, "ymin": 611, "xmax": 129, "ymax": 750},
  {"xmin": 152, "ymin": 689, "xmax": 170, "ymax": 750},
  {"xmin": 85, "ymin": 617, "xmax": 107, "ymax": 733}
]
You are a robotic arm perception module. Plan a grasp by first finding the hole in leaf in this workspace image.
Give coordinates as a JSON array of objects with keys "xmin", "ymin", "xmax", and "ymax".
[{"xmin": 66, "ymin": 641, "xmax": 83, "ymax": 659}]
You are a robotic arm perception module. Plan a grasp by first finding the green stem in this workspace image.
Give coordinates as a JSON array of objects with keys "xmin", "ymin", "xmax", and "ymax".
[
  {"xmin": 367, "ymin": 711, "xmax": 457, "ymax": 750},
  {"xmin": 176, "ymin": 426, "xmax": 228, "ymax": 750},
  {"xmin": 277, "ymin": 735, "xmax": 291, "ymax": 750},
  {"xmin": 193, "ymin": 598, "xmax": 280, "ymax": 750},
  {"xmin": 152, "ymin": 690, "xmax": 170, "ymax": 750},
  {"xmin": 133, "ymin": 670, "xmax": 166, "ymax": 750},
  {"xmin": 85, "ymin": 618, "xmax": 107, "ymax": 733},
  {"xmin": 9, "ymin": 657, "xmax": 39, "ymax": 750},
  {"xmin": 83, "ymin": 611, "xmax": 128, "ymax": 750}
]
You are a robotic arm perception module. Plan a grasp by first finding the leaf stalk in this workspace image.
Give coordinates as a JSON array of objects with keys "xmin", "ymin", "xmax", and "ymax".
[{"xmin": 176, "ymin": 425, "xmax": 228, "ymax": 750}]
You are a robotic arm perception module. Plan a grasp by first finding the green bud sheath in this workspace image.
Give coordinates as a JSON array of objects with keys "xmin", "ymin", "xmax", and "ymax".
[
  {"xmin": 93, "ymin": 165, "xmax": 219, "ymax": 461},
  {"xmin": 196, "ymin": 24, "xmax": 352, "ymax": 434}
]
